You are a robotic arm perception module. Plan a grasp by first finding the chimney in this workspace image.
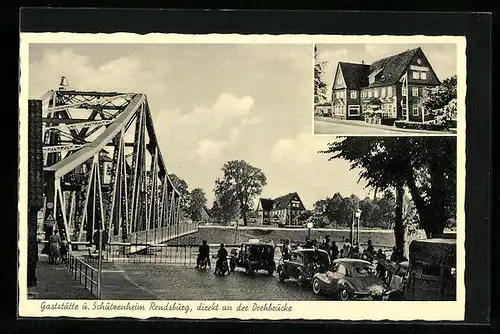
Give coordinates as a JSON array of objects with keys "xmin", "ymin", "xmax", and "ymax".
[{"xmin": 361, "ymin": 61, "xmax": 364, "ymax": 64}]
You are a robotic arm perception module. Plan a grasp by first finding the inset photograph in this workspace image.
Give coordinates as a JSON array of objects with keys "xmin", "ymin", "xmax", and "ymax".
[{"xmin": 313, "ymin": 44, "xmax": 458, "ymax": 135}]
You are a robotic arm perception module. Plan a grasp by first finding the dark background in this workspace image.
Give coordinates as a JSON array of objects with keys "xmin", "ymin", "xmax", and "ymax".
[{"xmin": 4, "ymin": 8, "xmax": 493, "ymax": 334}]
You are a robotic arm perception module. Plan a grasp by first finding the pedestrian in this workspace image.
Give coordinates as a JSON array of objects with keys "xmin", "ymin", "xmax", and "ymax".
[
  {"xmin": 48, "ymin": 230, "xmax": 61, "ymax": 264},
  {"xmin": 330, "ymin": 241, "xmax": 339, "ymax": 260},
  {"xmin": 60, "ymin": 237, "xmax": 69, "ymax": 263},
  {"xmin": 376, "ymin": 249, "xmax": 387, "ymax": 280},
  {"xmin": 343, "ymin": 237, "xmax": 352, "ymax": 258},
  {"xmin": 366, "ymin": 239, "xmax": 375, "ymax": 253}
]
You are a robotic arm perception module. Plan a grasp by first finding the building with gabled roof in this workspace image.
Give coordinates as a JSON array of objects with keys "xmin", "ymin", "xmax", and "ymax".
[
  {"xmin": 256, "ymin": 192, "xmax": 306, "ymax": 226},
  {"xmin": 330, "ymin": 47, "xmax": 441, "ymax": 124}
]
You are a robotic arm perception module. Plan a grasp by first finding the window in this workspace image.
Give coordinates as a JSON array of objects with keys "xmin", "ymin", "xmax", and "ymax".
[
  {"xmin": 413, "ymin": 105, "xmax": 419, "ymax": 116},
  {"xmin": 402, "ymin": 106, "xmax": 408, "ymax": 117},
  {"xmin": 388, "ymin": 105, "xmax": 396, "ymax": 118},
  {"xmin": 402, "ymin": 85, "xmax": 407, "ymax": 96},
  {"xmin": 421, "ymin": 72, "xmax": 427, "ymax": 80},
  {"xmin": 367, "ymin": 90, "xmax": 372, "ymax": 98},
  {"xmin": 381, "ymin": 87, "xmax": 386, "ymax": 97},
  {"xmin": 412, "ymin": 71, "xmax": 419, "ymax": 79},
  {"xmin": 350, "ymin": 90, "xmax": 357, "ymax": 99},
  {"xmin": 361, "ymin": 91, "xmax": 366, "ymax": 98},
  {"xmin": 412, "ymin": 87, "xmax": 419, "ymax": 97},
  {"xmin": 374, "ymin": 89, "xmax": 379, "ymax": 98},
  {"xmin": 348, "ymin": 105, "xmax": 360, "ymax": 116},
  {"xmin": 369, "ymin": 76, "xmax": 375, "ymax": 84},
  {"xmin": 387, "ymin": 86, "xmax": 393, "ymax": 97}
]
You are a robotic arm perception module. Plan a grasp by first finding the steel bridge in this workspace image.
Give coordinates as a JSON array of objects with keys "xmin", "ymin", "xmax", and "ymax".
[{"xmin": 38, "ymin": 81, "xmax": 197, "ymax": 252}]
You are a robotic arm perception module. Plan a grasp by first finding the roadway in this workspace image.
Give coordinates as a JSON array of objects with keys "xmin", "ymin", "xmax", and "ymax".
[
  {"xmin": 99, "ymin": 262, "xmax": 331, "ymax": 301},
  {"xmin": 313, "ymin": 117, "xmax": 452, "ymax": 135}
]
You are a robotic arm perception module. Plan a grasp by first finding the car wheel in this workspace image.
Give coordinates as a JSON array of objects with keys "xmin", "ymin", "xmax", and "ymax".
[
  {"xmin": 312, "ymin": 278, "xmax": 322, "ymax": 295},
  {"xmin": 277, "ymin": 267, "xmax": 285, "ymax": 282},
  {"xmin": 339, "ymin": 288, "xmax": 350, "ymax": 301}
]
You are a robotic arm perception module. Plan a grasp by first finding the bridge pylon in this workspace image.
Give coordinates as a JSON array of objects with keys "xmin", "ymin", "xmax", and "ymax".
[{"xmin": 38, "ymin": 82, "xmax": 183, "ymax": 248}]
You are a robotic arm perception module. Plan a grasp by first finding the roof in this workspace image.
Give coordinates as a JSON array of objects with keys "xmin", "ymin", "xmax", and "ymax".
[
  {"xmin": 259, "ymin": 198, "xmax": 273, "ymax": 211},
  {"xmin": 334, "ymin": 47, "xmax": 440, "ymax": 90},
  {"xmin": 367, "ymin": 48, "xmax": 420, "ymax": 87},
  {"xmin": 338, "ymin": 62, "xmax": 370, "ymax": 89},
  {"xmin": 333, "ymin": 258, "xmax": 373, "ymax": 267},
  {"xmin": 272, "ymin": 192, "xmax": 299, "ymax": 210}
]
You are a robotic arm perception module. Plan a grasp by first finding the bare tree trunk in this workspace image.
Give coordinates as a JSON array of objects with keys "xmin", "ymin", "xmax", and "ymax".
[{"xmin": 394, "ymin": 185, "xmax": 405, "ymax": 250}]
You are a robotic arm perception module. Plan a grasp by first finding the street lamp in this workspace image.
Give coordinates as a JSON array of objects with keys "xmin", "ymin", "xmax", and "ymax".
[
  {"xmin": 355, "ymin": 208, "xmax": 362, "ymax": 246},
  {"xmin": 307, "ymin": 222, "xmax": 313, "ymax": 239}
]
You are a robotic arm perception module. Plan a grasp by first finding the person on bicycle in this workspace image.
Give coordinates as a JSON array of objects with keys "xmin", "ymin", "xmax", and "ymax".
[
  {"xmin": 196, "ymin": 240, "xmax": 211, "ymax": 268},
  {"xmin": 215, "ymin": 243, "xmax": 229, "ymax": 275}
]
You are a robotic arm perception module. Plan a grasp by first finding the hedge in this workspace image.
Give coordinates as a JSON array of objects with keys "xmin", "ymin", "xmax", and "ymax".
[{"xmin": 394, "ymin": 120, "xmax": 448, "ymax": 131}]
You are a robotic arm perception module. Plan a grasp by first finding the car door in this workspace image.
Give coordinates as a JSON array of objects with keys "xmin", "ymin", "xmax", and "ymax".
[{"xmin": 283, "ymin": 251, "xmax": 301, "ymax": 278}]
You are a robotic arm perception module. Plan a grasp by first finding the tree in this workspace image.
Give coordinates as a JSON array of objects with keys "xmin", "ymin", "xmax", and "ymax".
[
  {"xmin": 420, "ymin": 75, "xmax": 457, "ymax": 121},
  {"xmin": 320, "ymin": 137, "xmax": 456, "ymax": 245},
  {"xmin": 168, "ymin": 174, "xmax": 190, "ymax": 217},
  {"xmin": 211, "ymin": 192, "xmax": 239, "ymax": 226},
  {"xmin": 187, "ymin": 188, "xmax": 207, "ymax": 222},
  {"xmin": 213, "ymin": 160, "xmax": 267, "ymax": 226},
  {"xmin": 297, "ymin": 210, "xmax": 313, "ymax": 222},
  {"xmin": 314, "ymin": 45, "xmax": 329, "ymax": 102}
]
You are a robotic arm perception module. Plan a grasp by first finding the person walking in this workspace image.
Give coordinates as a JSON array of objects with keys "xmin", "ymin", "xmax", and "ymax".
[
  {"xmin": 48, "ymin": 230, "xmax": 61, "ymax": 264},
  {"xmin": 330, "ymin": 241, "xmax": 339, "ymax": 260}
]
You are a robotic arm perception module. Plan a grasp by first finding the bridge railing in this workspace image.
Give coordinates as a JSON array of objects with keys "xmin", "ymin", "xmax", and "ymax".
[{"xmin": 66, "ymin": 252, "xmax": 99, "ymax": 298}]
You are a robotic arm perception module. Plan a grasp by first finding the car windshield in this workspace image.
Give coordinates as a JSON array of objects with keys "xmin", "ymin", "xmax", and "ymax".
[
  {"xmin": 351, "ymin": 264, "xmax": 376, "ymax": 276},
  {"xmin": 304, "ymin": 251, "xmax": 329, "ymax": 266}
]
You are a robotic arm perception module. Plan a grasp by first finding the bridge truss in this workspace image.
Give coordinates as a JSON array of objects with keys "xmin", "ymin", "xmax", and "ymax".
[{"xmin": 39, "ymin": 86, "xmax": 182, "ymax": 244}]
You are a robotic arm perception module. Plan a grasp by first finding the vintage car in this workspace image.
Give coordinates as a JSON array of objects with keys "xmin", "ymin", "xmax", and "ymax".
[
  {"xmin": 312, "ymin": 258, "xmax": 390, "ymax": 300},
  {"xmin": 277, "ymin": 248, "xmax": 331, "ymax": 286},
  {"xmin": 235, "ymin": 240, "xmax": 276, "ymax": 275}
]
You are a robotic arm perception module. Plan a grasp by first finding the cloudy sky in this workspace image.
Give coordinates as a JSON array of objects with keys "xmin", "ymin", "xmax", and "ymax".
[
  {"xmin": 29, "ymin": 43, "xmax": 370, "ymax": 209},
  {"xmin": 316, "ymin": 43, "xmax": 457, "ymax": 99}
]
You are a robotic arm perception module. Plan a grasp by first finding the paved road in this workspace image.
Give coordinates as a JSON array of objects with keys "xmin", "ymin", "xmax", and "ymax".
[
  {"xmin": 100, "ymin": 262, "xmax": 333, "ymax": 301},
  {"xmin": 314, "ymin": 120, "xmax": 414, "ymax": 135}
]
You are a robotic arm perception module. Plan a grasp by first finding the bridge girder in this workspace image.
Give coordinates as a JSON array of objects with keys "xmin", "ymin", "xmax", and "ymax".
[{"xmin": 39, "ymin": 88, "xmax": 181, "ymax": 243}]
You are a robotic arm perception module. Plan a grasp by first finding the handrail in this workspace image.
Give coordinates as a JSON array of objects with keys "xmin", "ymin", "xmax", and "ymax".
[{"xmin": 66, "ymin": 252, "xmax": 99, "ymax": 298}]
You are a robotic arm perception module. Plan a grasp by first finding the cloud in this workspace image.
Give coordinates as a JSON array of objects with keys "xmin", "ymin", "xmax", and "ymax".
[
  {"xmin": 195, "ymin": 139, "xmax": 227, "ymax": 162},
  {"xmin": 29, "ymin": 48, "xmax": 170, "ymax": 101},
  {"xmin": 271, "ymin": 132, "xmax": 327, "ymax": 164}
]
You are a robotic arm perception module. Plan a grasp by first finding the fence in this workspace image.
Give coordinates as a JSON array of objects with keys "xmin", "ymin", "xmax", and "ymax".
[{"xmin": 66, "ymin": 252, "xmax": 99, "ymax": 298}]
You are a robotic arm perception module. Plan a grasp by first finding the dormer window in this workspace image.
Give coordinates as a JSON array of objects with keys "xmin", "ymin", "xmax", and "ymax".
[
  {"xmin": 350, "ymin": 91, "xmax": 357, "ymax": 99},
  {"xmin": 421, "ymin": 72, "xmax": 427, "ymax": 80}
]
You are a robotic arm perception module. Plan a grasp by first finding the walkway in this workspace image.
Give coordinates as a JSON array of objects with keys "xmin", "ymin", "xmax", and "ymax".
[{"xmin": 30, "ymin": 259, "xmax": 94, "ymax": 299}]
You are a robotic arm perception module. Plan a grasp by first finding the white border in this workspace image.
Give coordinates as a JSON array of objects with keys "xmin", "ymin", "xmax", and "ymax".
[{"xmin": 19, "ymin": 33, "xmax": 466, "ymax": 321}]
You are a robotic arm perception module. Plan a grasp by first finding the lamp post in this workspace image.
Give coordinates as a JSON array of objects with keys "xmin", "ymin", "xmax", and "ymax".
[
  {"xmin": 307, "ymin": 222, "xmax": 313, "ymax": 239},
  {"xmin": 355, "ymin": 208, "xmax": 362, "ymax": 246}
]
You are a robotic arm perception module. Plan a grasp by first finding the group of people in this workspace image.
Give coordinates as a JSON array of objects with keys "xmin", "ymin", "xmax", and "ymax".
[
  {"xmin": 195, "ymin": 240, "xmax": 231, "ymax": 275},
  {"xmin": 47, "ymin": 229, "xmax": 69, "ymax": 264}
]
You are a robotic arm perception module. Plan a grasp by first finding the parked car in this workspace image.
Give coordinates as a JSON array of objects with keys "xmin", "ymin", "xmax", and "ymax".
[
  {"xmin": 236, "ymin": 240, "xmax": 276, "ymax": 275},
  {"xmin": 277, "ymin": 248, "xmax": 330, "ymax": 286},
  {"xmin": 312, "ymin": 258, "xmax": 390, "ymax": 301}
]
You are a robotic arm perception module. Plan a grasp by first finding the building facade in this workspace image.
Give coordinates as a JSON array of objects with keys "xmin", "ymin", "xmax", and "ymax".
[
  {"xmin": 256, "ymin": 192, "xmax": 306, "ymax": 226},
  {"xmin": 330, "ymin": 47, "xmax": 441, "ymax": 124}
]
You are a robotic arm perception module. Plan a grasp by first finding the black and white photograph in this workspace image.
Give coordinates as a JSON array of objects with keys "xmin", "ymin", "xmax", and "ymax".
[
  {"xmin": 314, "ymin": 43, "xmax": 458, "ymax": 135},
  {"xmin": 18, "ymin": 33, "xmax": 466, "ymax": 321}
]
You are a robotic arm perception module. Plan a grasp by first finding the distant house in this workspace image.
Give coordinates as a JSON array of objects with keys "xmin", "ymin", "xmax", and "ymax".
[
  {"xmin": 256, "ymin": 192, "xmax": 306, "ymax": 227},
  {"xmin": 330, "ymin": 47, "xmax": 441, "ymax": 124}
]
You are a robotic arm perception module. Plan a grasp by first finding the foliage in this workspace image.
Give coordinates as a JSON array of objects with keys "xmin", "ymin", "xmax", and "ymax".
[
  {"xmin": 320, "ymin": 137, "xmax": 457, "ymax": 239},
  {"xmin": 297, "ymin": 210, "xmax": 313, "ymax": 222},
  {"xmin": 210, "ymin": 192, "xmax": 239, "ymax": 226},
  {"xmin": 187, "ymin": 188, "xmax": 208, "ymax": 222},
  {"xmin": 420, "ymin": 75, "xmax": 457, "ymax": 112},
  {"xmin": 314, "ymin": 45, "xmax": 329, "ymax": 103},
  {"xmin": 168, "ymin": 174, "xmax": 190, "ymax": 217},
  {"xmin": 394, "ymin": 120, "xmax": 449, "ymax": 131},
  {"xmin": 213, "ymin": 160, "xmax": 267, "ymax": 226},
  {"xmin": 313, "ymin": 191, "xmax": 397, "ymax": 229}
]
